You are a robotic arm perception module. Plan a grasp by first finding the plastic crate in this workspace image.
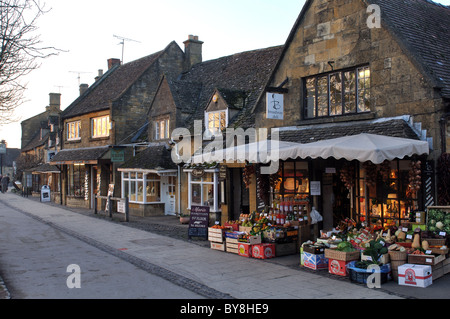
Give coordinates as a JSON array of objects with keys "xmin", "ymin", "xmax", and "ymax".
[{"xmin": 347, "ymin": 261, "xmax": 390, "ymax": 284}]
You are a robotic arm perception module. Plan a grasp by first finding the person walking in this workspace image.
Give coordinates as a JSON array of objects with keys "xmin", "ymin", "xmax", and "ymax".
[{"xmin": 1, "ymin": 174, "xmax": 10, "ymax": 193}]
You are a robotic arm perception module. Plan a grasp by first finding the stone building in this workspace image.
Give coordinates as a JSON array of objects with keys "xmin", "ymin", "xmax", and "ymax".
[
  {"xmin": 244, "ymin": 0, "xmax": 450, "ymax": 229},
  {"xmin": 50, "ymin": 40, "xmax": 187, "ymax": 210}
]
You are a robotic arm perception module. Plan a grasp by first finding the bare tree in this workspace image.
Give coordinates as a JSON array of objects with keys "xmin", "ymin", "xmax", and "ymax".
[{"xmin": 0, "ymin": 0, "xmax": 58, "ymax": 124}]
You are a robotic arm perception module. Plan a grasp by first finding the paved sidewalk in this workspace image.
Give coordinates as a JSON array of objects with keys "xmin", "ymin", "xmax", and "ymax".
[{"xmin": 0, "ymin": 190, "xmax": 443, "ymax": 299}]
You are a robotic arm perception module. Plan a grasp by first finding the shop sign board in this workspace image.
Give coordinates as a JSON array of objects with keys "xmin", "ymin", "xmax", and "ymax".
[
  {"xmin": 310, "ymin": 181, "xmax": 321, "ymax": 196},
  {"xmin": 266, "ymin": 92, "xmax": 284, "ymax": 120},
  {"xmin": 111, "ymin": 148, "xmax": 125, "ymax": 162},
  {"xmin": 188, "ymin": 205, "xmax": 209, "ymax": 240}
]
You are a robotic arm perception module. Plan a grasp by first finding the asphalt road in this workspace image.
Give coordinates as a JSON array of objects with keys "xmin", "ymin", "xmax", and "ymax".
[{"xmin": 0, "ymin": 198, "xmax": 204, "ymax": 299}]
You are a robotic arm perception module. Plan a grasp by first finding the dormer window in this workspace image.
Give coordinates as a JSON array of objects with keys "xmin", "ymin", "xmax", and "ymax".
[
  {"xmin": 304, "ymin": 66, "xmax": 371, "ymax": 119},
  {"xmin": 205, "ymin": 110, "xmax": 227, "ymax": 135},
  {"xmin": 154, "ymin": 118, "xmax": 170, "ymax": 140}
]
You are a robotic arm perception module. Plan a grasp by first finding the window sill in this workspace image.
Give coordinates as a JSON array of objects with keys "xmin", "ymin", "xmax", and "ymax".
[{"xmin": 299, "ymin": 112, "xmax": 375, "ymax": 125}]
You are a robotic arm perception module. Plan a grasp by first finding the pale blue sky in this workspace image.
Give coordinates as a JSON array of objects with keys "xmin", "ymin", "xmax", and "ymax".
[{"xmin": 1, "ymin": 0, "xmax": 449, "ymax": 149}]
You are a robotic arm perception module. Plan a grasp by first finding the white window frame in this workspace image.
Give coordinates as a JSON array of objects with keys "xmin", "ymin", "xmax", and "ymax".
[
  {"xmin": 154, "ymin": 119, "xmax": 170, "ymax": 140},
  {"xmin": 91, "ymin": 115, "xmax": 110, "ymax": 138},
  {"xmin": 67, "ymin": 121, "xmax": 81, "ymax": 141},
  {"xmin": 205, "ymin": 110, "xmax": 228, "ymax": 135},
  {"xmin": 185, "ymin": 169, "xmax": 220, "ymax": 212},
  {"xmin": 121, "ymin": 171, "xmax": 162, "ymax": 204}
]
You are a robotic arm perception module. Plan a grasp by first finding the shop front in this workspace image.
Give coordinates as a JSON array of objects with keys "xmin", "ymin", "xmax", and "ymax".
[
  {"xmin": 50, "ymin": 146, "xmax": 111, "ymax": 209},
  {"xmin": 118, "ymin": 144, "xmax": 179, "ymax": 217}
]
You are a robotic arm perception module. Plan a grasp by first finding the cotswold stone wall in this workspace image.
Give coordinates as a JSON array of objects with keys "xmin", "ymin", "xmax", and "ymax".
[{"xmin": 255, "ymin": 0, "xmax": 445, "ymax": 156}]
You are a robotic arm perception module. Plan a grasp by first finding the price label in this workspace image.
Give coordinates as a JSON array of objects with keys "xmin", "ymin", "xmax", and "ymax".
[
  {"xmin": 425, "ymin": 250, "xmax": 432, "ymax": 255},
  {"xmin": 402, "ymin": 227, "xmax": 408, "ymax": 232},
  {"xmin": 406, "ymin": 234, "xmax": 413, "ymax": 240},
  {"xmin": 439, "ymin": 231, "xmax": 447, "ymax": 237}
]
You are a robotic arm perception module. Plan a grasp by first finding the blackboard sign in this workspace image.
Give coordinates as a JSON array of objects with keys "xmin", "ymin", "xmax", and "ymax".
[{"xmin": 188, "ymin": 206, "xmax": 210, "ymax": 240}]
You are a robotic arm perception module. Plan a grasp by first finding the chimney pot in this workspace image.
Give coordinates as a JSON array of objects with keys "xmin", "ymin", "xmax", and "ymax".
[
  {"xmin": 79, "ymin": 83, "xmax": 89, "ymax": 96},
  {"xmin": 46, "ymin": 93, "xmax": 61, "ymax": 113},
  {"xmin": 184, "ymin": 35, "xmax": 203, "ymax": 71},
  {"xmin": 108, "ymin": 58, "xmax": 121, "ymax": 69}
]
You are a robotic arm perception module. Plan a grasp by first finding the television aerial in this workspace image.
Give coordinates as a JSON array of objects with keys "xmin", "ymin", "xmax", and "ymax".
[
  {"xmin": 69, "ymin": 71, "xmax": 92, "ymax": 86},
  {"xmin": 113, "ymin": 34, "xmax": 141, "ymax": 63}
]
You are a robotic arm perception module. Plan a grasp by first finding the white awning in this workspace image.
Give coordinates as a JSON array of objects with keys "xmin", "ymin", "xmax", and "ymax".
[
  {"xmin": 193, "ymin": 133, "xmax": 429, "ymax": 165},
  {"xmin": 292, "ymin": 133, "xmax": 430, "ymax": 164}
]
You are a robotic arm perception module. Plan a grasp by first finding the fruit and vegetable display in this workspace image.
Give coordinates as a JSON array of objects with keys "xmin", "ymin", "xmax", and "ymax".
[{"xmin": 427, "ymin": 208, "xmax": 450, "ymax": 234}]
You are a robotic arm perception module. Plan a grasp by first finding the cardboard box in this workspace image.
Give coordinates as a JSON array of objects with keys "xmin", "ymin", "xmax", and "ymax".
[
  {"xmin": 398, "ymin": 264, "xmax": 432, "ymax": 288},
  {"xmin": 303, "ymin": 252, "xmax": 328, "ymax": 270},
  {"xmin": 239, "ymin": 234, "xmax": 261, "ymax": 245},
  {"xmin": 361, "ymin": 253, "xmax": 390, "ymax": 265},
  {"xmin": 328, "ymin": 259, "xmax": 353, "ymax": 277},
  {"xmin": 210, "ymin": 242, "xmax": 226, "ymax": 251},
  {"xmin": 238, "ymin": 243, "xmax": 252, "ymax": 257},
  {"xmin": 252, "ymin": 243, "xmax": 275, "ymax": 259}
]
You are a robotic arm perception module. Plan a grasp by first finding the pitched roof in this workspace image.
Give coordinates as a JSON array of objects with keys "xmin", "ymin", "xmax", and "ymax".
[
  {"xmin": 170, "ymin": 45, "xmax": 284, "ymax": 129},
  {"xmin": 62, "ymin": 49, "xmax": 166, "ymax": 119},
  {"xmin": 368, "ymin": 0, "xmax": 450, "ymax": 98},
  {"xmin": 281, "ymin": 0, "xmax": 450, "ymax": 99},
  {"xmin": 119, "ymin": 144, "xmax": 177, "ymax": 170},
  {"xmin": 50, "ymin": 146, "xmax": 109, "ymax": 164}
]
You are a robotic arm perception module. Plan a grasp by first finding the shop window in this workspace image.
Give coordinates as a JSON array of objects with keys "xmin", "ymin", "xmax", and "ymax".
[
  {"xmin": 355, "ymin": 160, "xmax": 419, "ymax": 227},
  {"xmin": 187, "ymin": 170, "xmax": 220, "ymax": 212},
  {"xmin": 304, "ymin": 66, "xmax": 371, "ymax": 119},
  {"xmin": 68, "ymin": 164, "xmax": 86, "ymax": 198},
  {"xmin": 91, "ymin": 115, "xmax": 110, "ymax": 138},
  {"xmin": 121, "ymin": 171, "xmax": 161, "ymax": 204},
  {"xmin": 272, "ymin": 162, "xmax": 309, "ymax": 205},
  {"xmin": 67, "ymin": 121, "xmax": 81, "ymax": 141}
]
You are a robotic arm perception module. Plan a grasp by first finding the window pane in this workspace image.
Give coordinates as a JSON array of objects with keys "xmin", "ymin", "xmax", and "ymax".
[
  {"xmin": 130, "ymin": 180, "xmax": 136, "ymax": 201},
  {"xmin": 191, "ymin": 184, "xmax": 201, "ymax": 206},
  {"xmin": 203, "ymin": 184, "xmax": 214, "ymax": 207},
  {"xmin": 329, "ymin": 73, "xmax": 342, "ymax": 116},
  {"xmin": 317, "ymin": 76, "xmax": 328, "ymax": 117},
  {"xmin": 137, "ymin": 181, "xmax": 144, "ymax": 202},
  {"xmin": 220, "ymin": 112, "xmax": 226, "ymax": 130},
  {"xmin": 305, "ymin": 78, "xmax": 316, "ymax": 118},
  {"xmin": 357, "ymin": 67, "xmax": 371, "ymax": 113},
  {"xmin": 344, "ymin": 71, "xmax": 356, "ymax": 113}
]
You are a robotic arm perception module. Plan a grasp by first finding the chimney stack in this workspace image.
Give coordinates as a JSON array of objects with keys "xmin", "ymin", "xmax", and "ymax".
[
  {"xmin": 79, "ymin": 83, "xmax": 89, "ymax": 96},
  {"xmin": 46, "ymin": 93, "xmax": 61, "ymax": 113},
  {"xmin": 95, "ymin": 69, "xmax": 104, "ymax": 81},
  {"xmin": 184, "ymin": 35, "xmax": 203, "ymax": 71},
  {"xmin": 108, "ymin": 58, "xmax": 121, "ymax": 70}
]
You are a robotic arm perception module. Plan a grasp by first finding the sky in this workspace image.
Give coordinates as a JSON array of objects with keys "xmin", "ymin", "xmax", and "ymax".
[{"xmin": 1, "ymin": 0, "xmax": 449, "ymax": 149}]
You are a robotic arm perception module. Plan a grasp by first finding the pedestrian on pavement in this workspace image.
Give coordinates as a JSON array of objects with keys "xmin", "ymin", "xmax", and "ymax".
[{"xmin": 1, "ymin": 174, "xmax": 10, "ymax": 193}]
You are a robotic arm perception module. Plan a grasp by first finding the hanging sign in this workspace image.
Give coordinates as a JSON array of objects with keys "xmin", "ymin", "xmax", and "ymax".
[
  {"xmin": 188, "ymin": 205, "xmax": 209, "ymax": 240},
  {"xmin": 266, "ymin": 92, "xmax": 284, "ymax": 120}
]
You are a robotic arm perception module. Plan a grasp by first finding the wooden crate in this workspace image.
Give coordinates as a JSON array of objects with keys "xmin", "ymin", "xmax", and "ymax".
[
  {"xmin": 210, "ymin": 242, "xmax": 226, "ymax": 251},
  {"xmin": 325, "ymin": 248, "xmax": 360, "ymax": 262},
  {"xmin": 408, "ymin": 253, "xmax": 445, "ymax": 266}
]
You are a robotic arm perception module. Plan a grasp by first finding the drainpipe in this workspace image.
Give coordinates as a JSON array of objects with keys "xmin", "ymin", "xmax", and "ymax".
[
  {"xmin": 439, "ymin": 112, "xmax": 450, "ymax": 154},
  {"xmin": 178, "ymin": 164, "xmax": 181, "ymax": 216}
]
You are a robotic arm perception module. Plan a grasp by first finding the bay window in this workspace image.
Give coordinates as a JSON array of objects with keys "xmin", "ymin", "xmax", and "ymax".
[
  {"xmin": 121, "ymin": 171, "xmax": 161, "ymax": 204},
  {"xmin": 186, "ymin": 169, "xmax": 220, "ymax": 212}
]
